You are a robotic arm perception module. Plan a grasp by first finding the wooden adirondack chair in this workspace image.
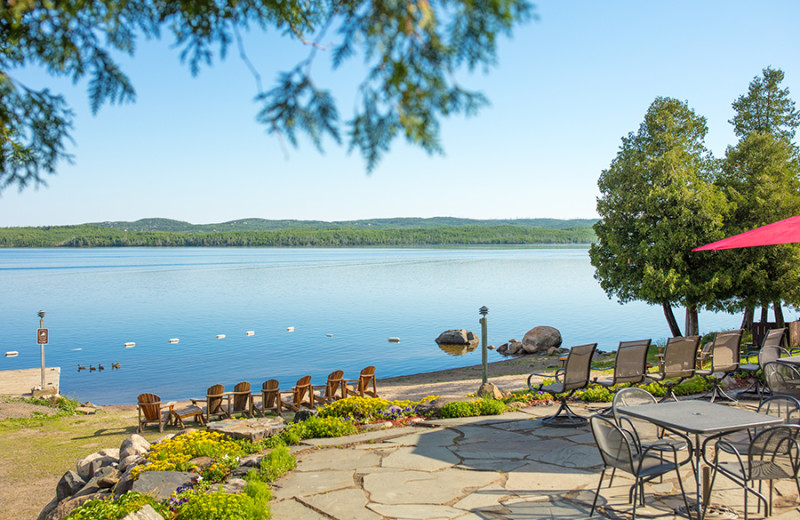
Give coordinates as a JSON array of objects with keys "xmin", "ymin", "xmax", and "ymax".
[
  {"xmin": 313, "ymin": 370, "xmax": 346, "ymax": 404},
  {"xmin": 280, "ymin": 375, "xmax": 315, "ymax": 411},
  {"xmin": 345, "ymin": 366, "xmax": 379, "ymax": 398},
  {"xmin": 258, "ymin": 379, "xmax": 282, "ymax": 416},
  {"xmin": 231, "ymin": 381, "xmax": 254, "ymax": 418},
  {"xmin": 137, "ymin": 393, "xmax": 175, "ymax": 433},
  {"xmin": 191, "ymin": 384, "xmax": 231, "ymax": 423}
]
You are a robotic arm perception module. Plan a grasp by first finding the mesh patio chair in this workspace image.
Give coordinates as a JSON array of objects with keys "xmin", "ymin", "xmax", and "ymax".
[
  {"xmin": 739, "ymin": 328, "xmax": 794, "ymax": 400},
  {"xmin": 593, "ymin": 339, "xmax": 651, "ymax": 392},
  {"xmin": 611, "ymin": 388, "xmax": 691, "ymax": 467},
  {"xmin": 648, "ymin": 335, "xmax": 700, "ymax": 402},
  {"xmin": 702, "ymin": 424, "xmax": 800, "ymax": 520},
  {"xmin": 697, "ymin": 329, "xmax": 743, "ymax": 404},
  {"xmin": 763, "ymin": 361, "xmax": 800, "ymax": 401},
  {"xmin": 589, "ymin": 414, "xmax": 692, "ymax": 520},
  {"xmin": 717, "ymin": 395, "xmax": 800, "ymax": 455},
  {"xmin": 528, "ymin": 343, "xmax": 597, "ymax": 427}
]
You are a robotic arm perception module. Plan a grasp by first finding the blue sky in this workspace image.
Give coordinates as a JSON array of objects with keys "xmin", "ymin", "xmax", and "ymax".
[{"xmin": 2, "ymin": 0, "xmax": 800, "ymax": 227}]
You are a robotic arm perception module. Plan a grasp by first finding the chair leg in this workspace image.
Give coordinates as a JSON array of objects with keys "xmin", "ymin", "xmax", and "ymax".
[
  {"xmin": 590, "ymin": 467, "xmax": 607, "ymax": 517},
  {"xmin": 542, "ymin": 395, "xmax": 588, "ymax": 427}
]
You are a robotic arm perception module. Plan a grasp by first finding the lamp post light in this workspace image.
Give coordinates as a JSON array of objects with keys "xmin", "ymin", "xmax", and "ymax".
[{"xmin": 479, "ymin": 306, "xmax": 489, "ymax": 384}]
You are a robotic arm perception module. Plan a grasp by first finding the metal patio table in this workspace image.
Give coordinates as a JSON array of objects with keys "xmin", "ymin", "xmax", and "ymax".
[
  {"xmin": 778, "ymin": 355, "xmax": 800, "ymax": 365},
  {"xmin": 616, "ymin": 400, "xmax": 783, "ymax": 520}
]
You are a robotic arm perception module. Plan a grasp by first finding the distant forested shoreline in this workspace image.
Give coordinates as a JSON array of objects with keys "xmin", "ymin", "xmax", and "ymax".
[{"xmin": 0, "ymin": 218, "xmax": 597, "ymax": 247}]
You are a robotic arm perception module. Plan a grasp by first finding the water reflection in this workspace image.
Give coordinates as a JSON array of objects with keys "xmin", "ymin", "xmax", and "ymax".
[{"xmin": 437, "ymin": 343, "xmax": 479, "ymax": 356}]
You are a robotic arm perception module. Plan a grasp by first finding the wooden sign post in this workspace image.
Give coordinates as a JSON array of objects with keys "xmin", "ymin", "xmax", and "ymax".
[{"xmin": 37, "ymin": 311, "xmax": 47, "ymax": 389}]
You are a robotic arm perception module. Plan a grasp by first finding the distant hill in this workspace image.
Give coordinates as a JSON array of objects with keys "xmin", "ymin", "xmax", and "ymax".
[
  {"xmin": 91, "ymin": 217, "xmax": 599, "ymax": 233},
  {"xmin": 1, "ymin": 218, "xmax": 598, "ymax": 247}
]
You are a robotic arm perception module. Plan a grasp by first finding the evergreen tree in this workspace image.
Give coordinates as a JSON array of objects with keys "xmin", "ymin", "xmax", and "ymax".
[
  {"xmin": 590, "ymin": 97, "xmax": 731, "ymax": 336},
  {"xmin": 730, "ymin": 66, "xmax": 800, "ymax": 141},
  {"xmin": 713, "ymin": 67, "xmax": 800, "ymax": 327}
]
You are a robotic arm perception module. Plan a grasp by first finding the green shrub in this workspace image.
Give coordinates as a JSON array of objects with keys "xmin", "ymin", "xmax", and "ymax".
[
  {"xmin": 283, "ymin": 416, "xmax": 357, "ymax": 441},
  {"xmin": 173, "ymin": 485, "xmax": 269, "ymax": 520},
  {"xmin": 247, "ymin": 446, "xmax": 296, "ymax": 483},
  {"xmin": 65, "ymin": 492, "xmax": 169, "ymax": 519},
  {"xmin": 475, "ymin": 397, "xmax": 507, "ymax": 415},
  {"xmin": 317, "ymin": 395, "xmax": 435, "ymax": 422},
  {"xmin": 440, "ymin": 401, "xmax": 478, "ymax": 418},
  {"xmin": 578, "ymin": 385, "xmax": 613, "ymax": 402}
]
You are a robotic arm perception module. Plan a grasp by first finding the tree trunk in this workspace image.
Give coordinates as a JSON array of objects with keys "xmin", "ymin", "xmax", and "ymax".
[
  {"xmin": 774, "ymin": 301, "xmax": 785, "ymax": 327},
  {"xmin": 740, "ymin": 307, "xmax": 754, "ymax": 330},
  {"xmin": 760, "ymin": 304, "xmax": 769, "ymax": 324},
  {"xmin": 684, "ymin": 306, "xmax": 699, "ymax": 336},
  {"xmin": 662, "ymin": 302, "xmax": 682, "ymax": 337}
]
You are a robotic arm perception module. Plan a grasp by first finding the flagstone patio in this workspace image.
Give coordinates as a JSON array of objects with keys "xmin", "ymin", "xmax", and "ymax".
[{"xmin": 270, "ymin": 403, "xmax": 800, "ymax": 520}]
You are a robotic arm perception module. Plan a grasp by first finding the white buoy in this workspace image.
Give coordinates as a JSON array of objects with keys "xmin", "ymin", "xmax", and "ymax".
[
  {"xmin": 287, "ymin": 327, "xmax": 295, "ymax": 332},
  {"xmin": 71, "ymin": 348, "xmax": 82, "ymax": 351},
  {"xmin": 245, "ymin": 331, "xmax": 255, "ymax": 336},
  {"xmin": 326, "ymin": 333, "xmax": 334, "ymax": 337},
  {"xmin": 216, "ymin": 334, "xmax": 226, "ymax": 339},
  {"xmin": 169, "ymin": 338, "xmax": 180, "ymax": 344},
  {"xmin": 388, "ymin": 337, "xmax": 400, "ymax": 343},
  {"xmin": 5, "ymin": 351, "xmax": 19, "ymax": 357},
  {"xmin": 124, "ymin": 342, "xmax": 136, "ymax": 348}
]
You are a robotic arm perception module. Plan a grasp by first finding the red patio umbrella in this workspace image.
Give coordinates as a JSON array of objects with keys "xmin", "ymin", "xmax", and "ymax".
[{"xmin": 693, "ymin": 214, "xmax": 800, "ymax": 251}]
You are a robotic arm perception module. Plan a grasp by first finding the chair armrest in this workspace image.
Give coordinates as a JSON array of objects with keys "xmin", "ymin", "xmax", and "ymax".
[{"xmin": 527, "ymin": 369, "xmax": 564, "ymax": 391}]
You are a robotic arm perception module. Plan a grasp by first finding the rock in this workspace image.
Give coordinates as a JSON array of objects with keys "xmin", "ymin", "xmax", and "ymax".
[
  {"xmin": 209, "ymin": 477, "xmax": 247, "ymax": 494},
  {"xmin": 476, "ymin": 382, "xmax": 505, "ymax": 399},
  {"xmin": 45, "ymin": 492, "xmax": 109, "ymax": 520},
  {"xmin": 74, "ymin": 466, "xmax": 119, "ymax": 498},
  {"xmin": 239, "ymin": 454, "xmax": 263, "ymax": 468},
  {"xmin": 121, "ymin": 504, "xmax": 165, "ymax": 520},
  {"xmin": 119, "ymin": 454, "xmax": 145, "ymax": 473},
  {"xmin": 131, "ymin": 471, "xmax": 196, "ymax": 501},
  {"xmin": 522, "ymin": 326, "xmax": 562, "ymax": 354},
  {"xmin": 293, "ymin": 409, "xmax": 318, "ymax": 423},
  {"xmin": 496, "ymin": 343, "xmax": 508, "ymax": 354},
  {"xmin": 36, "ymin": 497, "xmax": 58, "ymax": 520},
  {"xmin": 56, "ymin": 470, "xmax": 86, "ymax": 502},
  {"xmin": 206, "ymin": 417, "xmax": 286, "ymax": 442},
  {"xmin": 503, "ymin": 340, "xmax": 524, "ymax": 355},
  {"xmin": 120, "ymin": 434, "xmax": 150, "ymax": 460},
  {"xmin": 188, "ymin": 456, "xmax": 215, "ymax": 471},
  {"xmin": 546, "ymin": 346, "xmax": 561, "ymax": 356},
  {"xmin": 435, "ymin": 329, "xmax": 479, "ymax": 346},
  {"xmin": 113, "ymin": 466, "xmax": 138, "ymax": 498},
  {"xmin": 76, "ymin": 452, "xmax": 117, "ymax": 481}
]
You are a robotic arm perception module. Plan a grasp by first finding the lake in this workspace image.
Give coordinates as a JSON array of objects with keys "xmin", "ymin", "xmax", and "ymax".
[{"xmin": 0, "ymin": 247, "xmax": 743, "ymax": 404}]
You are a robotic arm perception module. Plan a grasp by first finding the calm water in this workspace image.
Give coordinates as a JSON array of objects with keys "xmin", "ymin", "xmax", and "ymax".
[{"xmin": 0, "ymin": 247, "xmax": 742, "ymax": 404}]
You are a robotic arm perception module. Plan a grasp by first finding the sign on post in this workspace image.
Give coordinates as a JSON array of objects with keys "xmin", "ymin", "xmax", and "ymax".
[{"xmin": 37, "ymin": 328, "xmax": 49, "ymax": 345}]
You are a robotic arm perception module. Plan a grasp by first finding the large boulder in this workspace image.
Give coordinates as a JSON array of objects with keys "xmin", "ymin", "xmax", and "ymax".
[
  {"xmin": 120, "ymin": 435, "xmax": 150, "ymax": 460},
  {"xmin": 131, "ymin": 471, "xmax": 196, "ymax": 501},
  {"xmin": 435, "ymin": 329, "xmax": 479, "ymax": 346},
  {"xmin": 56, "ymin": 471, "xmax": 85, "ymax": 502},
  {"xmin": 76, "ymin": 451, "xmax": 118, "ymax": 481},
  {"xmin": 522, "ymin": 326, "xmax": 562, "ymax": 354}
]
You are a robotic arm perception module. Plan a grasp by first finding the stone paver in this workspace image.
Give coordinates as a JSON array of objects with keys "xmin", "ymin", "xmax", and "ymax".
[{"xmin": 269, "ymin": 403, "xmax": 799, "ymax": 520}]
